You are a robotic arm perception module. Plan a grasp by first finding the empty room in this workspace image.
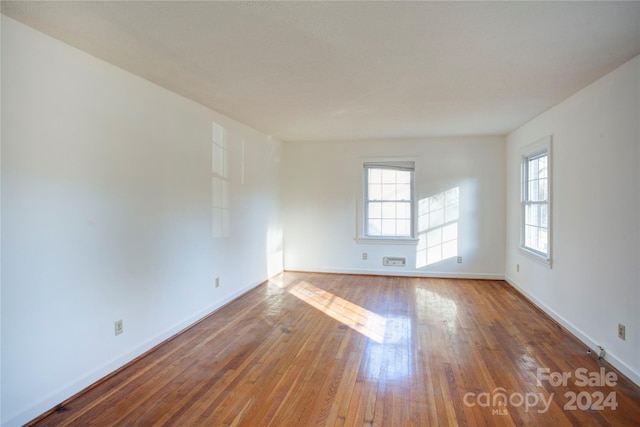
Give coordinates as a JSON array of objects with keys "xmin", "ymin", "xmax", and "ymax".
[{"xmin": 2, "ymin": 1, "xmax": 640, "ymax": 426}]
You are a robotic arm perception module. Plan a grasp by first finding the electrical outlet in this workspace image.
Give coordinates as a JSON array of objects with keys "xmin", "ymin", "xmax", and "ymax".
[
  {"xmin": 457, "ymin": 256, "xmax": 462, "ymax": 264},
  {"xmin": 115, "ymin": 320, "xmax": 123, "ymax": 336},
  {"xmin": 215, "ymin": 277, "xmax": 220, "ymax": 288},
  {"xmin": 517, "ymin": 264, "xmax": 520, "ymax": 272},
  {"xmin": 618, "ymin": 323, "xmax": 626, "ymax": 340},
  {"xmin": 362, "ymin": 252, "xmax": 368, "ymax": 260}
]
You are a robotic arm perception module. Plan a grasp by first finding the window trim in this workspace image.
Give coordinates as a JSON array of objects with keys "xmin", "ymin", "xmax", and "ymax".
[
  {"xmin": 357, "ymin": 159, "xmax": 419, "ymax": 244},
  {"xmin": 520, "ymin": 136, "xmax": 552, "ymax": 267}
]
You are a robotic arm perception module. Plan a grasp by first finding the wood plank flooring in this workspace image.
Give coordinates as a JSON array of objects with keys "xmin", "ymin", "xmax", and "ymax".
[{"xmin": 30, "ymin": 272, "xmax": 640, "ymax": 426}]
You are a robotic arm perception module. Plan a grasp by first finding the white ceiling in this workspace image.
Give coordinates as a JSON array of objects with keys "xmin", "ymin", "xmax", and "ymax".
[{"xmin": 3, "ymin": 1, "xmax": 640, "ymax": 142}]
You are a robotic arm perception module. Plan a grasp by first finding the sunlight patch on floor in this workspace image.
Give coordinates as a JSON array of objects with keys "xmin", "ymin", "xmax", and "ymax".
[{"xmin": 289, "ymin": 281, "xmax": 387, "ymax": 343}]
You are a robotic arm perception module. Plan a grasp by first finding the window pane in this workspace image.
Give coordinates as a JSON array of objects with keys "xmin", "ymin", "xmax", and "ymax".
[
  {"xmin": 529, "ymin": 158, "xmax": 539, "ymax": 181},
  {"xmin": 538, "ymin": 229, "xmax": 548, "ymax": 253},
  {"xmin": 382, "ymin": 184, "xmax": 396, "ymax": 200},
  {"xmin": 369, "ymin": 169, "xmax": 382, "ymax": 183},
  {"xmin": 397, "ymin": 202, "xmax": 411, "ymax": 219},
  {"xmin": 538, "ymin": 177, "xmax": 548, "ymax": 201},
  {"xmin": 527, "ymin": 204, "xmax": 540, "ymax": 227},
  {"xmin": 368, "ymin": 183, "xmax": 382, "ymax": 200},
  {"xmin": 397, "ymin": 184, "xmax": 411, "ymax": 200},
  {"xmin": 533, "ymin": 228, "xmax": 541, "ymax": 251},
  {"xmin": 397, "ymin": 170, "xmax": 411, "ymax": 184},
  {"xmin": 381, "ymin": 219, "xmax": 396, "ymax": 235},
  {"xmin": 368, "ymin": 219, "xmax": 382, "ymax": 236},
  {"xmin": 368, "ymin": 202, "xmax": 382, "ymax": 219},
  {"xmin": 536, "ymin": 228, "xmax": 544, "ymax": 252},
  {"xmin": 525, "ymin": 225, "xmax": 537, "ymax": 249},
  {"xmin": 396, "ymin": 220, "xmax": 411, "ymax": 236},
  {"xmin": 381, "ymin": 202, "xmax": 396, "ymax": 219},
  {"xmin": 538, "ymin": 156, "xmax": 548, "ymax": 179},
  {"xmin": 528, "ymin": 181, "xmax": 539, "ymax": 202},
  {"xmin": 381, "ymin": 169, "xmax": 396, "ymax": 184},
  {"xmin": 524, "ymin": 222, "xmax": 548, "ymax": 254},
  {"xmin": 540, "ymin": 204, "xmax": 548, "ymax": 228}
]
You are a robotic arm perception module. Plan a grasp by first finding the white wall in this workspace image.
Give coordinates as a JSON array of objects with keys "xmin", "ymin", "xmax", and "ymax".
[
  {"xmin": 283, "ymin": 137, "xmax": 505, "ymax": 279},
  {"xmin": 1, "ymin": 17, "xmax": 282, "ymax": 426},
  {"xmin": 505, "ymin": 55, "xmax": 640, "ymax": 385}
]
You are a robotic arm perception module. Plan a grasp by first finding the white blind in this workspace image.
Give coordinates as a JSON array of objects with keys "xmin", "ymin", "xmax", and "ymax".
[{"xmin": 363, "ymin": 161, "xmax": 415, "ymax": 172}]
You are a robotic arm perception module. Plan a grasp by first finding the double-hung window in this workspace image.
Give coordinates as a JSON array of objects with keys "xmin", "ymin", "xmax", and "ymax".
[
  {"xmin": 363, "ymin": 161, "xmax": 415, "ymax": 239},
  {"xmin": 521, "ymin": 137, "xmax": 551, "ymax": 263}
]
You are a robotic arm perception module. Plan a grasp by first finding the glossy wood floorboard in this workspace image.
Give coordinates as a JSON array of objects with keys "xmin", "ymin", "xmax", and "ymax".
[{"xmin": 31, "ymin": 272, "xmax": 640, "ymax": 426}]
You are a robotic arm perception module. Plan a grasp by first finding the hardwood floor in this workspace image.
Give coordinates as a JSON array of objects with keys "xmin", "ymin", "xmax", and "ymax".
[{"xmin": 31, "ymin": 272, "xmax": 640, "ymax": 426}]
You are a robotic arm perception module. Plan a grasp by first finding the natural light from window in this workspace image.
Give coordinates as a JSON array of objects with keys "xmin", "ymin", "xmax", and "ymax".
[
  {"xmin": 211, "ymin": 121, "xmax": 230, "ymax": 238},
  {"xmin": 288, "ymin": 281, "xmax": 387, "ymax": 344},
  {"xmin": 362, "ymin": 315, "xmax": 413, "ymax": 381},
  {"xmin": 416, "ymin": 187, "xmax": 460, "ymax": 268},
  {"xmin": 284, "ymin": 279, "xmax": 415, "ymax": 381},
  {"xmin": 414, "ymin": 287, "xmax": 458, "ymax": 323}
]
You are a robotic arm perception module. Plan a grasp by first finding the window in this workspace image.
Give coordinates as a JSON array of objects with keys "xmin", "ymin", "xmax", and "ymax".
[
  {"xmin": 363, "ymin": 161, "xmax": 415, "ymax": 239},
  {"xmin": 521, "ymin": 137, "xmax": 551, "ymax": 263}
]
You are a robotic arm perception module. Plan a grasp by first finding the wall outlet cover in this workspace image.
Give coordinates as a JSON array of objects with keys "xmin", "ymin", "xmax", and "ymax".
[{"xmin": 618, "ymin": 323, "xmax": 626, "ymax": 340}]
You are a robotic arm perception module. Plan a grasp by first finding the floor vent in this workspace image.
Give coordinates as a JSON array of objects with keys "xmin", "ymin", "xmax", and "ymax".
[{"xmin": 383, "ymin": 257, "xmax": 406, "ymax": 267}]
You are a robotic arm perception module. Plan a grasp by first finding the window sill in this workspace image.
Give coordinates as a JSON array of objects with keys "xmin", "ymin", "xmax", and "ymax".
[
  {"xmin": 520, "ymin": 246, "xmax": 552, "ymax": 268},
  {"xmin": 356, "ymin": 236, "xmax": 420, "ymax": 246}
]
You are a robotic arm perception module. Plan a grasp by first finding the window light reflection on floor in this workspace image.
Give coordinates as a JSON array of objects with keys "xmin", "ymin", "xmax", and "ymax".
[
  {"xmin": 288, "ymin": 281, "xmax": 387, "ymax": 344},
  {"xmin": 362, "ymin": 315, "xmax": 413, "ymax": 381}
]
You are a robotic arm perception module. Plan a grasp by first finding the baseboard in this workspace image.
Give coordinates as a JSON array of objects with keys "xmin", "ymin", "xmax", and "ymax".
[
  {"xmin": 10, "ymin": 278, "xmax": 270, "ymax": 427},
  {"xmin": 504, "ymin": 275, "xmax": 640, "ymax": 387},
  {"xmin": 286, "ymin": 266, "xmax": 504, "ymax": 280}
]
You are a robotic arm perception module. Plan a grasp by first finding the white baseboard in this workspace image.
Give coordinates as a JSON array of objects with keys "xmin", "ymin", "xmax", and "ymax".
[
  {"xmin": 504, "ymin": 275, "xmax": 640, "ymax": 387},
  {"xmin": 5, "ymin": 279, "xmax": 267, "ymax": 427},
  {"xmin": 286, "ymin": 266, "xmax": 504, "ymax": 280}
]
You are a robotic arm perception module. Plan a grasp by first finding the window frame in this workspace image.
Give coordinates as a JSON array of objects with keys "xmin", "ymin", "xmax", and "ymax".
[
  {"xmin": 358, "ymin": 160, "xmax": 419, "ymax": 244},
  {"xmin": 520, "ymin": 136, "xmax": 552, "ymax": 266}
]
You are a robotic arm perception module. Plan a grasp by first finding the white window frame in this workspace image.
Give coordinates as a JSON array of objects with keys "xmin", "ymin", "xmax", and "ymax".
[
  {"xmin": 520, "ymin": 136, "xmax": 552, "ymax": 267},
  {"xmin": 358, "ymin": 160, "xmax": 419, "ymax": 245}
]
